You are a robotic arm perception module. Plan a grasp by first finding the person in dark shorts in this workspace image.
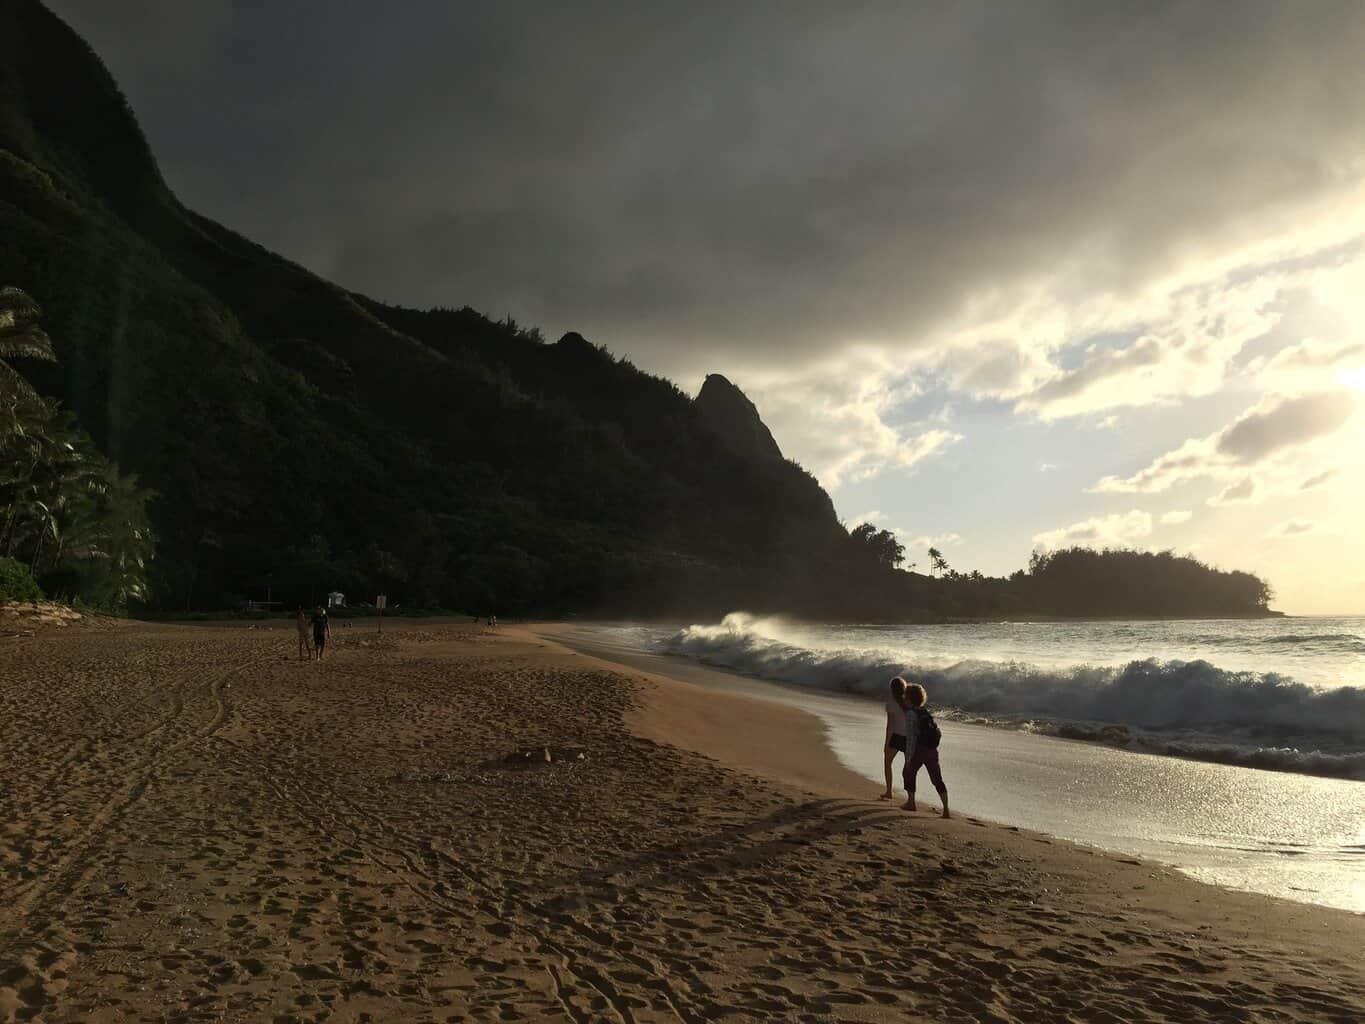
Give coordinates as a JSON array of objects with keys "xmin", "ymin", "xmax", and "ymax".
[
  {"xmin": 311, "ymin": 606, "xmax": 330, "ymax": 660},
  {"xmin": 900, "ymin": 681, "xmax": 949, "ymax": 818},
  {"xmin": 880, "ymin": 676, "xmax": 909, "ymax": 800}
]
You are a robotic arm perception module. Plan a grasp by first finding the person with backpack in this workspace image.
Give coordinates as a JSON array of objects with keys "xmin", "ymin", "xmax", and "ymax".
[
  {"xmin": 899, "ymin": 681, "xmax": 949, "ymax": 818},
  {"xmin": 311, "ymin": 606, "xmax": 330, "ymax": 661}
]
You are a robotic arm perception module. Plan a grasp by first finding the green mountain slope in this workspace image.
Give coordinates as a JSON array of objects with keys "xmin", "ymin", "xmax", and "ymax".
[{"xmin": 0, "ymin": 0, "xmax": 854, "ymax": 614}]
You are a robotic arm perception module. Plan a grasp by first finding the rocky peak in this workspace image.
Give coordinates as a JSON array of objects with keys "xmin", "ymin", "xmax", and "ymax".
[{"xmin": 695, "ymin": 373, "xmax": 783, "ymax": 463}]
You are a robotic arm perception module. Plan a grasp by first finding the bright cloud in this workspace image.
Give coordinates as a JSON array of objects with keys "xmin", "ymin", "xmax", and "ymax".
[
  {"xmin": 1266, "ymin": 519, "xmax": 1316, "ymax": 539},
  {"xmin": 1207, "ymin": 478, "xmax": 1259, "ymax": 507},
  {"xmin": 908, "ymin": 532, "xmax": 963, "ymax": 551},
  {"xmin": 1092, "ymin": 391, "xmax": 1357, "ymax": 494},
  {"xmin": 752, "ymin": 360, "xmax": 962, "ymax": 490},
  {"xmin": 1300, "ymin": 469, "xmax": 1337, "ymax": 490},
  {"xmin": 1160, "ymin": 509, "xmax": 1192, "ymax": 525},
  {"xmin": 1246, "ymin": 337, "xmax": 1365, "ymax": 390},
  {"xmin": 935, "ymin": 338, "xmax": 1055, "ymax": 402},
  {"xmin": 1033, "ymin": 510, "xmax": 1153, "ymax": 551},
  {"xmin": 1012, "ymin": 270, "xmax": 1289, "ymax": 420},
  {"xmin": 845, "ymin": 510, "xmax": 884, "ymax": 529},
  {"xmin": 905, "ymin": 233, "xmax": 1365, "ymax": 427}
]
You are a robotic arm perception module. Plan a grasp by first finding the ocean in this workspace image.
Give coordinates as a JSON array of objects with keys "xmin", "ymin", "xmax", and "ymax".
[{"xmin": 553, "ymin": 615, "xmax": 1365, "ymax": 912}]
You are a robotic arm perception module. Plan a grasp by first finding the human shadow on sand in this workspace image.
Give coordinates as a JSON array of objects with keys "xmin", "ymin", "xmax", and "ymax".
[{"xmin": 534, "ymin": 798, "xmax": 904, "ymax": 912}]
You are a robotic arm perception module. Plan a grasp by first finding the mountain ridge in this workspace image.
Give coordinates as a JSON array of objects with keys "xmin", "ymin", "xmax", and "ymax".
[{"xmin": 0, "ymin": 0, "xmax": 858, "ymax": 614}]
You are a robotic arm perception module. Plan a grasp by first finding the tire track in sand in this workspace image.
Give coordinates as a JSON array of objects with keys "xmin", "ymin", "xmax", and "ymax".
[{"xmin": 0, "ymin": 665, "xmax": 237, "ymax": 952}]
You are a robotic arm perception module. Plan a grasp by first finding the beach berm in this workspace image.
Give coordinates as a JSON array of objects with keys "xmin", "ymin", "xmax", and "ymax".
[{"xmin": 1, "ymin": 618, "xmax": 1361, "ymax": 1022}]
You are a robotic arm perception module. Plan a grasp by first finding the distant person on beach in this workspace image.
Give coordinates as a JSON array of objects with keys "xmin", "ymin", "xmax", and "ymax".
[
  {"xmin": 295, "ymin": 608, "xmax": 312, "ymax": 661},
  {"xmin": 880, "ymin": 676, "xmax": 909, "ymax": 800},
  {"xmin": 900, "ymin": 682, "xmax": 949, "ymax": 818},
  {"xmin": 311, "ymin": 606, "xmax": 330, "ymax": 660}
]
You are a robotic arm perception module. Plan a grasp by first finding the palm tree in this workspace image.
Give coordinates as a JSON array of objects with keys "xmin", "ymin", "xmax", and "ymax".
[
  {"xmin": 0, "ymin": 287, "xmax": 155, "ymax": 607},
  {"xmin": 85, "ymin": 467, "xmax": 156, "ymax": 607},
  {"xmin": 928, "ymin": 546, "xmax": 950, "ymax": 578},
  {"xmin": 0, "ymin": 287, "xmax": 56, "ymax": 401},
  {"xmin": 1, "ymin": 400, "xmax": 72, "ymax": 557},
  {"xmin": 13, "ymin": 408, "xmax": 92, "ymax": 572},
  {"xmin": 1, "ymin": 287, "xmax": 60, "ymax": 554}
]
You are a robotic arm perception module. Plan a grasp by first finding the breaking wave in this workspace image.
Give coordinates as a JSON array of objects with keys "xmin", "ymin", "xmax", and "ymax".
[{"xmin": 663, "ymin": 614, "xmax": 1365, "ymax": 780}]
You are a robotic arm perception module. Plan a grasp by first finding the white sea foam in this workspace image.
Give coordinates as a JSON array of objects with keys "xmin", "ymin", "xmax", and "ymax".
[{"xmin": 663, "ymin": 613, "xmax": 1365, "ymax": 779}]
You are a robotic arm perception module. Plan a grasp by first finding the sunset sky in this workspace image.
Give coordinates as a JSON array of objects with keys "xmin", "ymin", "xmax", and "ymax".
[{"xmin": 52, "ymin": 1, "xmax": 1365, "ymax": 613}]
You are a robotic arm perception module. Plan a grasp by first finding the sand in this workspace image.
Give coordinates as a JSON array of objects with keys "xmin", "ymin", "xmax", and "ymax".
[{"xmin": 0, "ymin": 618, "xmax": 1361, "ymax": 1023}]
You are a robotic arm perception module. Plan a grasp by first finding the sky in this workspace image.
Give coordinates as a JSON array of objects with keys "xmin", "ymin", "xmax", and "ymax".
[{"xmin": 49, "ymin": 0, "xmax": 1365, "ymax": 613}]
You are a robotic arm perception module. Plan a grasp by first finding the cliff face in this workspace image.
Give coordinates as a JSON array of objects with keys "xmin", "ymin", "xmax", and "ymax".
[
  {"xmin": 0, "ymin": 0, "xmax": 850, "ymax": 613},
  {"xmin": 695, "ymin": 374, "xmax": 784, "ymax": 463}
]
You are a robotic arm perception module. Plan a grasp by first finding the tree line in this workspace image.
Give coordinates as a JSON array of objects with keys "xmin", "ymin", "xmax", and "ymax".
[
  {"xmin": 837, "ymin": 520, "xmax": 1274, "ymax": 620},
  {"xmin": 1019, "ymin": 546, "xmax": 1271, "ymax": 618}
]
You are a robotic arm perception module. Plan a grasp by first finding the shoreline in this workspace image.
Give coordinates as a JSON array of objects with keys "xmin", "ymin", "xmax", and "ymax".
[
  {"xmin": 519, "ymin": 625, "xmax": 876, "ymax": 802},
  {"xmin": 125, "ymin": 608, "xmax": 1294, "ymax": 625},
  {"xmin": 3, "ymin": 617, "xmax": 1361, "ymax": 1021},
  {"xmin": 569, "ymin": 616, "xmax": 1363, "ymax": 782},
  {"xmin": 532, "ymin": 621, "xmax": 1365, "ymax": 913}
]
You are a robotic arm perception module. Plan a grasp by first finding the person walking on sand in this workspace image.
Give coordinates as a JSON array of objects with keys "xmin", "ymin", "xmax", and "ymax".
[
  {"xmin": 311, "ymin": 606, "xmax": 330, "ymax": 661},
  {"xmin": 900, "ymin": 682, "xmax": 949, "ymax": 818},
  {"xmin": 880, "ymin": 676, "xmax": 909, "ymax": 800},
  {"xmin": 295, "ymin": 607, "xmax": 312, "ymax": 661}
]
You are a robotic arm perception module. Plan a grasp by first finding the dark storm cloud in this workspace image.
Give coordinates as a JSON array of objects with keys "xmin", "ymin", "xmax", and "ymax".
[{"xmin": 45, "ymin": 1, "xmax": 1365, "ymax": 380}]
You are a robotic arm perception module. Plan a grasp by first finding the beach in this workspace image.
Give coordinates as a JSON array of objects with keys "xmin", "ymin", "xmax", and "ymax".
[
  {"xmin": 546, "ymin": 622, "xmax": 1365, "ymax": 913},
  {"xmin": 1, "ymin": 617, "xmax": 1362, "ymax": 1023}
]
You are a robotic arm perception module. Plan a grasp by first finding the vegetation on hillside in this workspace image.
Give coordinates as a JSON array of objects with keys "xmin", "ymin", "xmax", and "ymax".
[{"xmin": 0, "ymin": 0, "xmax": 853, "ymax": 615}]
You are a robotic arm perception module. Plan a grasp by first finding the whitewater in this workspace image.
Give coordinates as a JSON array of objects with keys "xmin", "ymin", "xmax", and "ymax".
[
  {"xmin": 664, "ymin": 613, "xmax": 1365, "ymax": 780},
  {"xmin": 550, "ymin": 615, "xmax": 1365, "ymax": 911}
]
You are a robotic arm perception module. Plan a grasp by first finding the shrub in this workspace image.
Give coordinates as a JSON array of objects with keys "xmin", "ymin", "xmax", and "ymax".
[{"xmin": 0, "ymin": 556, "xmax": 44, "ymax": 601}]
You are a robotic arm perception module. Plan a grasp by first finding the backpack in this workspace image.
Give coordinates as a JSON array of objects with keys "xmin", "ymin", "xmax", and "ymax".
[{"xmin": 912, "ymin": 707, "xmax": 941, "ymax": 749}]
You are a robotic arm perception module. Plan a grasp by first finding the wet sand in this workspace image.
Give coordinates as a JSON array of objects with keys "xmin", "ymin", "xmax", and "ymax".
[{"xmin": 1, "ymin": 616, "xmax": 1362, "ymax": 1022}]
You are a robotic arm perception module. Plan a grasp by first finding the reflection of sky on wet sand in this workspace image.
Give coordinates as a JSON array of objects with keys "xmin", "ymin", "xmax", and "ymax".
[
  {"xmin": 826, "ymin": 716, "xmax": 1364, "ymax": 914},
  {"xmin": 559, "ymin": 625, "xmax": 1365, "ymax": 913}
]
